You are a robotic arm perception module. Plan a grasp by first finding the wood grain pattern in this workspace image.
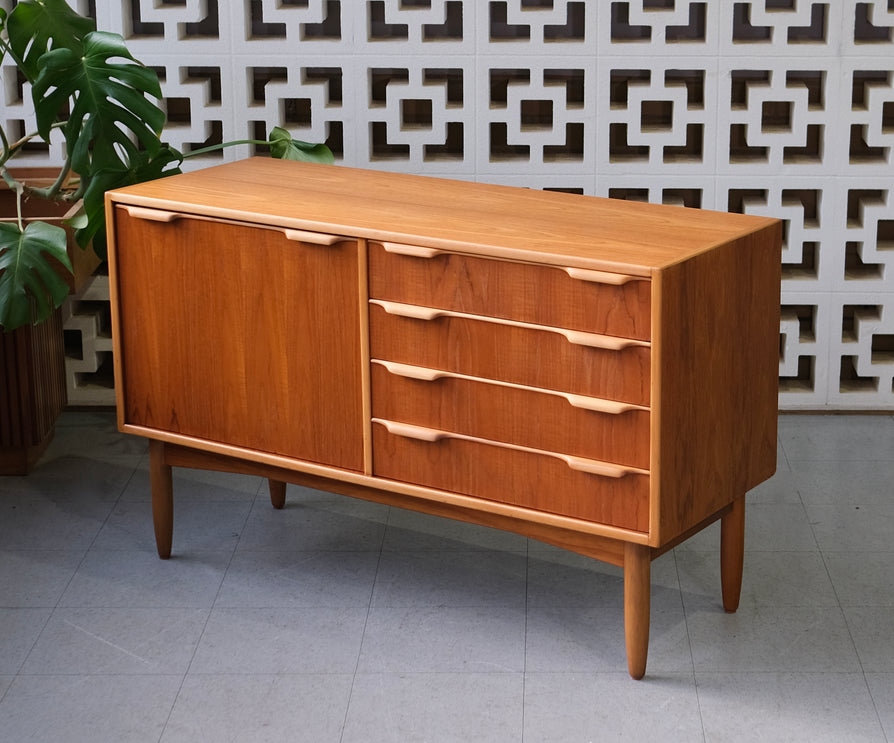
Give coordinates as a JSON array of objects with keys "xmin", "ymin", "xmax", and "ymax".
[
  {"xmin": 108, "ymin": 158, "xmax": 779, "ymax": 275},
  {"xmin": 369, "ymin": 302, "xmax": 651, "ymax": 406},
  {"xmin": 112, "ymin": 207, "xmax": 365, "ymax": 471},
  {"xmin": 651, "ymin": 223, "xmax": 782, "ymax": 544},
  {"xmin": 372, "ymin": 420, "xmax": 650, "ymax": 532},
  {"xmin": 106, "ymin": 159, "xmax": 782, "ymax": 680},
  {"xmin": 370, "ymin": 361, "xmax": 650, "ymax": 468},
  {"xmin": 368, "ymin": 241, "xmax": 650, "ymax": 340}
]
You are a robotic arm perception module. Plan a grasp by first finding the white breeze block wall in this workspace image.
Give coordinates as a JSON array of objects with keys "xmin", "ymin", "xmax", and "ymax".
[{"xmin": 3, "ymin": 0, "xmax": 893, "ymax": 410}]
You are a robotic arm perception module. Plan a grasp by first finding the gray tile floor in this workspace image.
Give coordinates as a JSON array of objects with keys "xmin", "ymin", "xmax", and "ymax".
[{"xmin": 0, "ymin": 411, "xmax": 892, "ymax": 742}]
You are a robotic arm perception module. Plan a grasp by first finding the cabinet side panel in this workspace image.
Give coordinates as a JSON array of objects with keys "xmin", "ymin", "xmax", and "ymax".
[
  {"xmin": 111, "ymin": 208, "xmax": 365, "ymax": 471},
  {"xmin": 653, "ymin": 223, "xmax": 782, "ymax": 545}
]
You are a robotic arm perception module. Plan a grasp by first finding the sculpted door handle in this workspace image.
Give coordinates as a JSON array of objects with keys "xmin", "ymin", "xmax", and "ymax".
[
  {"xmin": 283, "ymin": 229, "xmax": 346, "ymax": 246},
  {"xmin": 122, "ymin": 206, "xmax": 182, "ymax": 222},
  {"xmin": 379, "ymin": 241, "xmax": 443, "ymax": 258}
]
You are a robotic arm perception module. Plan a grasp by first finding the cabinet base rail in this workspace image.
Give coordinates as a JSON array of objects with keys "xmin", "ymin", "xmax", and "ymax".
[{"xmin": 148, "ymin": 440, "xmax": 745, "ymax": 680}]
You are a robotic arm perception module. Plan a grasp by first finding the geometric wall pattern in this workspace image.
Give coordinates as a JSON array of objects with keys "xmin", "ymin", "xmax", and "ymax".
[{"xmin": 3, "ymin": 0, "xmax": 894, "ymax": 409}]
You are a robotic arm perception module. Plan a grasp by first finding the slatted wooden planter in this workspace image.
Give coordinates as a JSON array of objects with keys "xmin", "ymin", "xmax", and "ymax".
[{"xmin": 1, "ymin": 168, "xmax": 100, "ymax": 474}]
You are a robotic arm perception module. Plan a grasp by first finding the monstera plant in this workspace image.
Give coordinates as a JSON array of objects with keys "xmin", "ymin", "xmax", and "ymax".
[{"xmin": 0, "ymin": 0, "xmax": 332, "ymax": 332}]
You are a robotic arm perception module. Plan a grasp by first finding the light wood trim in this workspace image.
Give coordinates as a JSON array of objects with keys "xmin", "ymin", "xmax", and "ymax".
[
  {"xmin": 105, "ymin": 200, "xmax": 127, "ymax": 433},
  {"xmin": 373, "ymin": 419, "xmax": 648, "ymax": 479},
  {"xmin": 123, "ymin": 422, "xmax": 652, "ymax": 546},
  {"xmin": 371, "ymin": 300, "xmax": 650, "ymax": 352},
  {"xmin": 372, "ymin": 360, "xmax": 649, "ymax": 415},
  {"xmin": 563, "ymin": 267, "xmax": 645, "ymax": 286},
  {"xmin": 358, "ymin": 239, "xmax": 373, "ymax": 475}
]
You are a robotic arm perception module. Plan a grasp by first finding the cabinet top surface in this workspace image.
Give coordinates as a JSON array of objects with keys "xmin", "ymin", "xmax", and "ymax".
[{"xmin": 107, "ymin": 158, "xmax": 779, "ymax": 274}]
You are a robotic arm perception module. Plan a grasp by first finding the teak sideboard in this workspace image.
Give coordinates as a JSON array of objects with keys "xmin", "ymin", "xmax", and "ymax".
[{"xmin": 105, "ymin": 158, "xmax": 782, "ymax": 679}]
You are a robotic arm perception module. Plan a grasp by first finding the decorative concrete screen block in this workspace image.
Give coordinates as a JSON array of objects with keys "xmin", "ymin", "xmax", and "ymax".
[
  {"xmin": 61, "ymin": 276, "xmax": 115, "ymax": 407},
  {"xmin": 3, "ymin": 0, "xmax": 894, "ymax": 409}
]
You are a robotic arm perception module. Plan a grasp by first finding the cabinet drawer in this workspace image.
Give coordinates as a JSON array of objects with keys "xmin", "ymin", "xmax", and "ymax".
[
  {"xmin": 369, "ymin": 241, "xmax": 650, "ymax": 341},
  {"xmin": 369, "ymin": 301, "xmax": 651, "ymax": 406},
  {"xmin": 371, "ymin": 361, "xmax": 650, "ymax": 469},
  {"xmin": 372, "ymin": 420, "xmax": 649, "ymax": 532}
]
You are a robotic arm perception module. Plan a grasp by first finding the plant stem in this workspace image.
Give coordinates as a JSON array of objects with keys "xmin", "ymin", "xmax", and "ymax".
[
  {"xmin": 0, "ymin": 122, "xmax": 10, "ymax": 167},
  {"xmin": 183, "ymin": 139, "xmax": 270, "ymax": 159}
]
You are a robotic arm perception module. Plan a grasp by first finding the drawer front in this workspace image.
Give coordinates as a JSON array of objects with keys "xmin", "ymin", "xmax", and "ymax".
[
  {"xmin": 369, "ymin": 302, "xmax": 651, "ymax": 406},
  {"xmin": 372, "ymin": 421, "xmax": 649, "ymax": 532},
  {"xmin": 371, "ymin": 361, "xmax": 650, "ymax": 469},
  {"xmin": 368, "ymin": 241, "xmax": 651, "ymax": 341}
]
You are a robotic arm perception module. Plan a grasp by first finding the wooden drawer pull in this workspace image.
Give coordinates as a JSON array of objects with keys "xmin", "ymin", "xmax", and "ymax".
[
  {"xmin": 373, "ymin": 360, "xmax": 648, "ymax": 415},
  {"xmin": 283, "ymin": 229, "xmax": 345, "ymax": 246},
  {"xmin": 375, "ymin": 360, "xmax": 446, "ymax": 382},
  {"xmin": 561, "ymin": 455, "xmax": 635, "ymax": 479},
  {"xmin": 123, "ymin": 206, "xmax": 182, "ymax": 222},
  {"xmin": 372, "ymin": 300, "xmax": 650, "ymax": 351},
  {"xmin": 376, "ymin": 420, "xmax": 448, "ymax": 442},
  {"xmin": 560, "ymin": 329, "xmax": 648, "ymax": 351},
  {"xmin": 564, "ymin": 267, "xmax": 645, "ymax": 286},
  {"xmin": 375, "ymin": 302, "xmax": 444, "ymax": 321},
  {"xmin": 122, "ymin": 207, "xmax": 347, "ymax": 245},
  {"xmin": 374, "ymin": 419, "xmax": 648, "ymax": 479},
  {"xmin": 380, "ymin": 242, "xmax": 442, "ymax": 258}
]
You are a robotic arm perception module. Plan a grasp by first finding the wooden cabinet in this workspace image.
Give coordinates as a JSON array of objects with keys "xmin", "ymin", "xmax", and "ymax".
[{"xmin": 106, "ymin": 158, "xmax": 782, "ymax": 679}]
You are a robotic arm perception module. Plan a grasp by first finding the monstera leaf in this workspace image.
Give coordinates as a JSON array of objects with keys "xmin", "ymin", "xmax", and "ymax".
[
  {"xmin": 4, "ymin": 0, "xmax": 94, "ymax": 81},
  {"xmin": 269, "ymin": 127, "xmax": 335, "ymax": 163},
  {"xmin": 31, "ymin": 31, "xmax": 166, "ymax": 184},
  {"xmin": 77, "ymin": 145, "xmax": 184, "ymax": 257},
  {"xmin": 0, "ymin": 221, "xmax": 71, "ymax": 330}
]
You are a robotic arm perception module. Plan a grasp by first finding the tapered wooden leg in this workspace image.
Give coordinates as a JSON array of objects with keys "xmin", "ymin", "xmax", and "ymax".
[
  {"xmin": 720, "ymin": 495, "xmax": 746, "ymax": 613},
  {"xmin": 624, "ymin": 542, "xmax": 651, "ymax": 680},
  {"xmin": 149, "ymin": 440, "xmax": 173, "ymax": 560},
  {"xmin": 269, "ymin": 479, "xmax": 287, "ymax": 509}
]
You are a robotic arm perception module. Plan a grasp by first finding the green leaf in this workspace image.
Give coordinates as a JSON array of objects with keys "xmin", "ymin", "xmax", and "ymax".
[
  {"xmin": 268, "ymin": 126, "xmax": 334, "ymax": 164},
  {"xmin": 77, "ymin": 145, "xmax": 184, "ymax": 258},
  {"xmin": 31, "ymin": 31, "xmax": 166, "ymax": 182},
  {"xmin": 0, "ymin": 220, "xmax": 71, "ymax": 331},
  {"xmin": 6, "ymin": 0, "xmax": 95, "ymax": 82}
]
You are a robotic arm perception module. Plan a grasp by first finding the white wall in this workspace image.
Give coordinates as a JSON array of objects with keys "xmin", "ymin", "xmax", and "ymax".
[{"xmin": 4, "ymin": 1, "xmax": 894, "ymax": 409}]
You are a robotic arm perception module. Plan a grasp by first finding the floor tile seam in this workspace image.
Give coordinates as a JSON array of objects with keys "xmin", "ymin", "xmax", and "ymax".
[
  {"xmin": 672, "ymin": 549, "xmax": 704, "ymax": 740},
  {"xmin": 339, "ymin": 546, "xmax": 384, "ymax": 743},
  {"xmin": 521, "ymin": 539, "xmax": 531, "ymax": 743},
  {"xmin": 840, "ymin": 605, "xmax": 886, "ymax": 678},
  {"xmin": 10, "ymin": 670, "xmax": 186, "ymax": 677},
  {"xmin": 860, "ymin": 669, "xmax": 891, "ymax": 743},
  {"xmin": 818, "ymin": 549, "xmax": 860, "ymax": 615},
  {"xmin": 9, "ymin": 603, "xmax": 58, "ymax": 680},
  {"xmin": 796, "ymin": 498, "xmax": 825, "ymax": 552},
  {"xmin": 161, "ymin": 544, "xmax": 242, "ymax": 743},
  {"xmin": 692, "ymin": 670, "xmax": 884, "ymax": 678}
]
